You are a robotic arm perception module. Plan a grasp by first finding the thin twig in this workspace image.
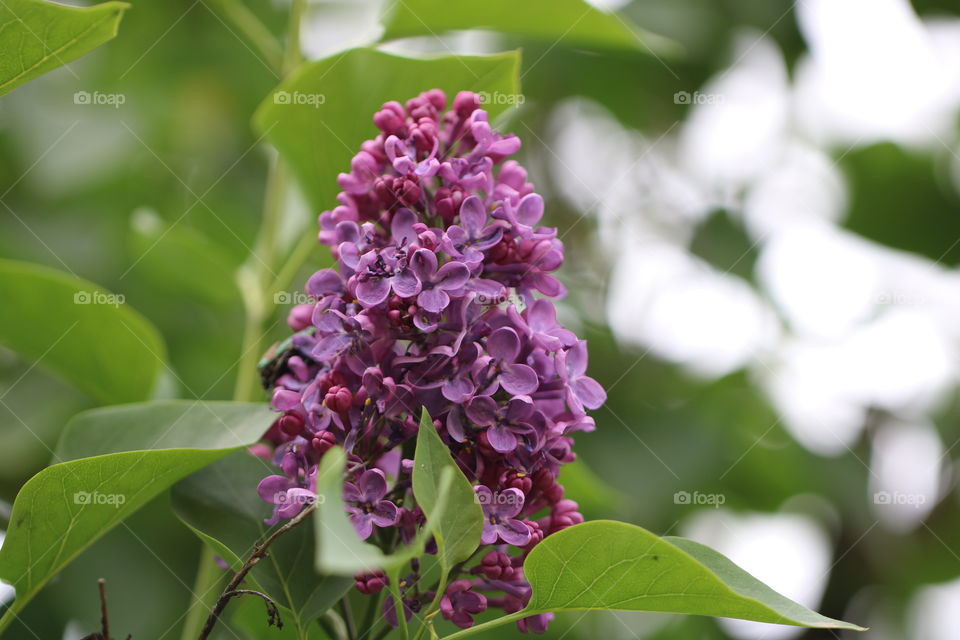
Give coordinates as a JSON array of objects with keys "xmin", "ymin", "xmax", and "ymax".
[{"xmin": 197, "ymin": 501, "xmax": 317, "ymax": 640}]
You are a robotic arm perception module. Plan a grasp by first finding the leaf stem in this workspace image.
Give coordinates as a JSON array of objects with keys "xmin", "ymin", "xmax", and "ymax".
[
  {"xmin": 207, "ymin": 0, "xmax": 284, "ymax": 74},
  {"xmin": 387, "ymin": 568, "xmax": 409, "ymax": 640},
  {"xmin": 440, "ymin": 610, "xmax": 529, "ymax": 640}
]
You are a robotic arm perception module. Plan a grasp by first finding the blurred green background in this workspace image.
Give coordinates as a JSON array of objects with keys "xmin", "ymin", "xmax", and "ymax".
[{"xmin": 2, "ymin": 0, "xmax": 960, "ymax": 638}]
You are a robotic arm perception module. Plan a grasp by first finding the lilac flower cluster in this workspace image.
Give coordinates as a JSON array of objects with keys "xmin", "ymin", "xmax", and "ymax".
[{"xmin": 256, "ymin": 89, "xmax": 605, "ymax": 633}]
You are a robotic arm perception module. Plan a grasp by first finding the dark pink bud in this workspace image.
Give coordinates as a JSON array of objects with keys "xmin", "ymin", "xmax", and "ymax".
[
  {"xmin": 278, "ymin": 412, "xmax": 305, "ymax": 437},
  {"xmin": 503, "ymin": 470, "xmax": 533, "ymax": 494},
  {"xmin": 453, "ymin": 91, "xmax": 480, "ymax": 118},
  {"xmin": 324, "ymin": 385, "xmax": 353, "ymax": 413},
  {"xmin": 311, "ymin": 430, "xmax": 337, "ymax": 454},
  {"xmin": 523, "ymin": 520, "xmax": 544, "ymax": 554},
  {"xmin": 476, "ymin": 550, "xmax": 516, "ymax": 581},
  {"xmin": 354, "ymin": 570, "xmax": 388, "ymax": 595},
  {"xmin": 374, "ymin": 101, "xmax": 406, "ymax": 136}
]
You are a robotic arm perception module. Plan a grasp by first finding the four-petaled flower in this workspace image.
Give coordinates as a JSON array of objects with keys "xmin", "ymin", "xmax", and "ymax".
[
  {"xmin": 440, "ymin": 580, "xmax": 488, "ymax": 629},
  {"xmin": 465, "ymin": 395, "xmax": 539, "ymax": 453},
  {"xmin": 408, "ymin": 248, "xmax": 471, "ymax": 313},
  {"xmin": 344, "ymin": 469, "xmax": 399, "ymax": 539},
  {"xmin": 475, "ymin": 326, "xmax": 539, "ymax": 396},
  {"xmin": 475, "ymin": 486, "xmax": 531, "ymax": 546},
  {"xmin": 443, "ymin": 196, "xmax": 503, "ymax": 265}
]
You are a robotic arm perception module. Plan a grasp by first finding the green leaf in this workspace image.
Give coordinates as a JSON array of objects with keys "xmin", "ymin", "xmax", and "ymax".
[
  {"xmin": 0, "ymin": 400, "xmax": 275, "ymax": 632},
  {"xmin": 413, "ymin": 409, "xmax": 483, "ymax": 572},
  {"xmin": 0, "ymin": 0, "xmax": 128, "ymax": 96},
  {"xmin": 128, "ymin": 209, "xmax": 239, "ymax": 306},
  {"xmin": 253, "ymin": 48, "xmax": 520, "ymax": 213},
  {"xmin": 171, "ymin": 451, "xmax": 352, "ymax": 632},
  {"xmin": 445, "ymin": 520, "xmax": 865, "ymax": 638},
  {"xmin": 314, "ymin": 446, "xmax": 450, "ymax": 576},
  {"xmin": 0, "ymin": 259, "xmax": 166, "ymax": 404},
  {"xmin": 379, "ymin": 0, "xmax": 675, "ymax": 54}
]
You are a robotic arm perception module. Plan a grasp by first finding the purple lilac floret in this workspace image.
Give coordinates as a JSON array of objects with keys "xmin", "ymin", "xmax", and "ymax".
[{"xmin": 255, "ymin": 89, "xmax": 606, "ymax": 634}]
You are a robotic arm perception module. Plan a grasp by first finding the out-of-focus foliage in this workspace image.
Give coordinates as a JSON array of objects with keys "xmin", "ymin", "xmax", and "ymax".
[{"xmin": 0, "ymin": 0, "xmax": 957, "ymax": 638}]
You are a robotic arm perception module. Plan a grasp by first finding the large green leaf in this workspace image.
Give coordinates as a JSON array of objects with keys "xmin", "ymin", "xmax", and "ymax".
[
  {"xmin": 412, "ymin": 409, "xmax": 482, "ymax": 572},
  {"xmin": 445, "ymin": 520, "xmax": 865, "ymax": 638},
  {"xmin": 0, "ymin": 259, "xmax": 166, "ymax": 404},
  {"xmin": 171, "ymin": 451, "xmax": 352, "ymax": 634},
  {"xmin": 379, "ymin": 0, "xmax": 673, "ymax": 54},
  {"xmin": 0, "ymin": 401, "xmax": 275, "ymax": 632},
  {"xmin": 314, "ymin": 446, "xmax": 449, "ymax": 576},
  {"xmin": 253, "ymin": 48, "xmax": 520, "ymax": 212},
  {"xmin": 0, "ymin": 0, "xmax": 128, "ymax": 96}
]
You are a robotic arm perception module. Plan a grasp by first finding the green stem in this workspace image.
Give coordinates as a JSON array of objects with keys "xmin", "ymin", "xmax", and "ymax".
[
  {"xmin": 441, "ymin": 611, "xmax": 530, "ymax": 640},
  {"xmin": 207, "ymin": 0, "xmax": 284, "ymax": 73},
  {"xmin": 387, "ymin": 569, "xmax": 409, "ymax": 640},
  {"xmin": 283, "ymin": 0, "xmax": 307, "ymax": 75}
]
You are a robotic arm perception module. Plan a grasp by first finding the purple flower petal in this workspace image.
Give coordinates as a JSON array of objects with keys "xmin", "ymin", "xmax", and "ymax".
[
  {"xmin": 487, "ymin": 424, "xmax": 518, "ymax": 453},
  {"xmin": 527, "ymin": 299, "xmax": 556, "ymax": 331},
  {"xmin": 466, "ymin": 396, "xmax": 498, "ymax": 426},
  {"xmin": 442, "ymin": 377, "xmax": 475, "ymax": 402},
  {"xmin": 446, "ymin": 410, "xmax": 467, "ymax": 442},
  {"xmin": 499, "ymin": 363, "xmax": 538, "ymax": 395},
  {"xmin": 516, "ymin": 193, "xmax": 544, "ymax": 226},
  {"xmin": 257, "ymin": 475, "xmax": 293, "ymax": 504},
  {"xmin": 392, "ymin": 268, "xmax": 421, "ymax": 298},
  {"xmin": 435, "ymin": 262, "xmax": 470, "ymax": 290},
  {"xmin": 410, "ymin": 248, "xmax": 438, "ymax": 281},
  {"xmin": 459, "ymin": 196, "xmax": 487, "ymax": 232},
  {"xmin": 350, "ymin": 511, "xmax": 375, "ymax": 540},
  {"xmin": 496, "ymin": 519, "xmax": 531, "ymax": 546},
  {"xmin": 357, "ymin": 469, "xmax": 388, "ymax": 502},
  {"xmin": 418, "ymin": 288, "xmax": 450, "ymax": 314},
  {"xmin": 564, "ymin": 341, "xmax": 589, "ymax": 377},
  {"xmin": 343, "ymin": 481, "xmax": 363, "ymax": 504},
  {"xmin": 487, "ymin": 326, "xmax": 521, "ymax": 362},
  {"xmin": 495, "ymin": 488, "xmax": 526, "ymax": 519},
  {"xmin": 356, "ymin": 277, "xmax": 391, "ymax": 306},
  {"xmin": 391, "ymin": 208, "xmax": 418, "ymax": 246},
  {"xmin": 573, "ymin": 376, "xmax": 606, "ymax": 410},
  {"xmin": 306, "ymin": 269, "xmax": 343, "ymax": 297},
  {"xmin": 371, "ymin": 500, "xmax": 399, "ymax": 527}
]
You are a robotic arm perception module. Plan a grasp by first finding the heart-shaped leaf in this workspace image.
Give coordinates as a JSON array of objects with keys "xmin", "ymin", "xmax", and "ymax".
[
  {"xmin": 379, "ymin": 0, "xmax": 675, "ymax": 54},
  {"xmin": 253, "ymin": 48, "xmax": 520, "ymax": 213},
  {"xmin": 0, "ymin": 401, "xmax": 275, "ymax": 632},
  {"xmin": 0, "ymin": 0, "xmax": 128, "ymax": 96},
  {"xmin": 444, "ymin": 520, "xmax": 865, "ymax": 638},
  {"xmin": 0, "ymin": 259, "xmax": 166, "ymax": 404},
  {"xmin": 412, "ymin": 409, "xmax": 483, "ymax": 573},
  {"xmin": 171, "ymin": 451, "xmax": 352, "ymax": 634}
]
